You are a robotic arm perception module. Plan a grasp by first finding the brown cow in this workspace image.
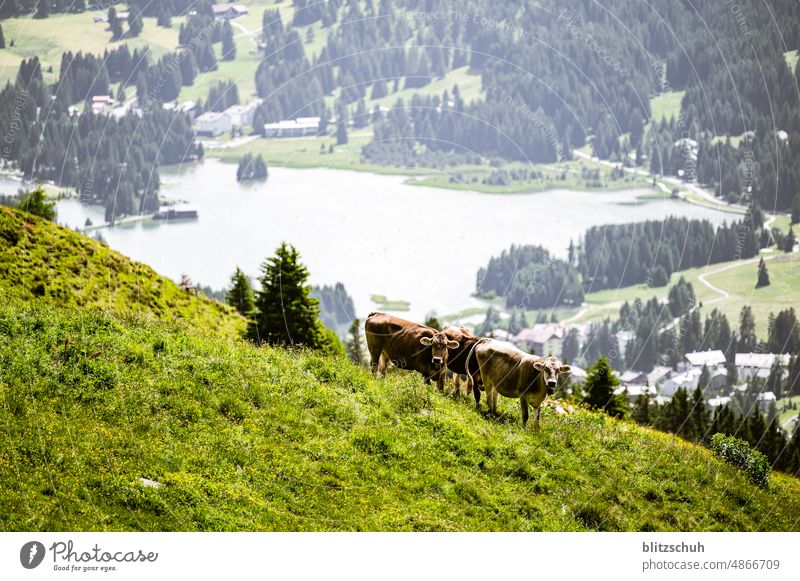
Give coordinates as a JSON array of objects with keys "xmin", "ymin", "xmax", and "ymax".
[
  {"xmin": 466, "ymin": 340, "xmax": 570, "ymax": 429},
  {"xmin": 365, "ymin": 312, "xmax": 460, "ymax": 390},
  {"xmin": 442, "ymin": 325, "xmax": 486, "ymax": 395}
]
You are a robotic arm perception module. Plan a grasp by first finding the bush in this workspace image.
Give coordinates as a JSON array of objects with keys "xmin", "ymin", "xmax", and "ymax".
[{"xmin": 710, "ymin": 433, "xmax": 771, "ymax": 488}]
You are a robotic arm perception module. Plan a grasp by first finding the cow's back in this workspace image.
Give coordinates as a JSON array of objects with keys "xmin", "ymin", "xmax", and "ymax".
[
  {"xmin": 476, "ymin": 341, "xmax": 542, "ymax": 397},
  {"xmin": 444, "ymin": 326, "xmax": 484, "ymax": 377},
  {"xmin": 365, "ymin": 312, "xmax": 435, "ymax": 373}
]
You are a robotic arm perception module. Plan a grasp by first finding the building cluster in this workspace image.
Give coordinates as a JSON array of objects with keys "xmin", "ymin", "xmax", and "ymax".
[
  {"xmin": 613, "ymin": 349, "xmax": 790, "ymax": 413},
  {"xmin": 486, "ymin": 321, "xmax": 791, "ymax": 414},
  {"xmin": 193, "ymin": 100, "xmax": 261, "ymax": 137}
]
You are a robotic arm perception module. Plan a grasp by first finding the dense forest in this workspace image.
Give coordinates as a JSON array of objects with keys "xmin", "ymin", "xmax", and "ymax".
[
  {"xmin": 243, "ymin": 0, "xmax": 800, "ymax": 211},
  {"xmin": 577, "ymin": 215, "xmax": 762, "ymax": 291},
  {"xmin": 477, "ymin": 214, "xmax": 767, "ymax": 310}
]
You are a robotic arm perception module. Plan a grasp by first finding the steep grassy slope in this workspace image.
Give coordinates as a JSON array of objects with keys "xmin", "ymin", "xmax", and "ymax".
[
  {"xmin": 1, "ymin": 301, "xmax": 799, "ymax": 532},
  {"xmin": 0, "ymin": 207, "xmax": 245, "ymax": 338}
]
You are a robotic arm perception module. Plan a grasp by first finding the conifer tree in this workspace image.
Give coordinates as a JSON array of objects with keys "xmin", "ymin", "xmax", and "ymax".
[
  {"xmin": 226, "ymin": 267, "xmax": 255, "ymax": 320},
  {"xmin": 249, "ymin": 243, "xmax": 324, "ymax": 349},
  {"xmin": 583, "ymin": 356, "xmax": 628, "ymax": 418},
  {"xmin": 739, "ymin": 305, "xmax": 757, "ymax": 352},
  {"xmin": 0, "ymin": 24, "xmax": 5, "ymax": 49},
  {"xmin": 756, "ymin": 257, "xmax": 770, "ymax": 288},
  {"xmin": 346, "ymin": 318, "xmax": 365, "ymax": 365},
  {"xmin": 688, "ymin": 386, "xmax": 709, "ymax": 443},
  {"xmin": 127, "ymin": 6, "xmax": 144, "ymax": 37},
  {"xmin": 222, "ymin": 20, "xmax": 236, "ymax": 61},
  {"xmin": 631, "ymin": 393, "xmax": 651, "ymax": 425}
]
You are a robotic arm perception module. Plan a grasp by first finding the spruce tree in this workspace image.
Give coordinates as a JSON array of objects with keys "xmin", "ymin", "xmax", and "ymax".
[
  {"xmin": 222, "ymin": 20, "xmax": 236, "ymax": 61},
  {"xmin": 249, "ymin": 243, "xmax": 324, "ymax": 349},
  {"xmin": 756, "ymin": 257, "xmax": 770, "ymax": 288},
  {"xmin": 0, "ymin": 24, "xmax": 5, "ymax": 49},
  {"xmin": 583, "ymin": 356, "xmax": 628, "ymax": 418},
  {"xmin": 739, "ymin": 305, "xmax": 757, "ymax": 351},
  {"xmin": 336, "ymin": 117, "xmax": 348, "ymax": 145},
  {"xmin": 688, "ymin": 386, "xmax": 709, "ymax": 443},
  {"xmin": 226, "ymin": 267, "xmax": 255, "ymax": 320},
  {"xmin": 631, "ymin": 393, "xmax": 651, "ymax": 425},
  {"xmin": 345, "ymin": 318, "xmax": 365, "ymax": 365},
  {"xmin": 127, "ymin": 6, "xmax": 144, "ymax": 37},
  {"xmin": 784, "ymin": 226, "xmax": 796, "ymax": 252}
]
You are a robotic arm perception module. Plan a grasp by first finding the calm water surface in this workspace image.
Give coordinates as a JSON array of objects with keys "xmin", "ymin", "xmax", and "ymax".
[{"xmin": 2, "ymin": 160, "xmax": 733, "ymax": 321}]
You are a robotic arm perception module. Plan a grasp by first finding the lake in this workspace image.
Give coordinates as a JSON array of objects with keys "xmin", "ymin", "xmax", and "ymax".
[{"xmin": 3, "ymin": 160, "xmax": 733, "ymax": 322}]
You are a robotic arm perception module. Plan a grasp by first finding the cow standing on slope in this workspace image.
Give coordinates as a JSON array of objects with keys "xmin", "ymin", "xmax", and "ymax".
[
  {"xmin": 365, "ymin": 312, "xmax": 460, "ymax": 390},
  {"xmin": 442, "ymin": 325, "xmax": 486, "ymax": 396},
  {"xmin": 466, "ymin": 340, "xmax": 570, "ymax": 429}
]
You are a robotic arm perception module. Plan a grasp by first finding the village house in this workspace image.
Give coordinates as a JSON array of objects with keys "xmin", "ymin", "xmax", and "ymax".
[
  {"xmin": 707, "ymin": 395, "xmax": 731, "ymax": 409},
  {"xmin": 735, "ymin": 353, "xmax": 791, "ymax": 381},
  {"xmin": 646, "ymin": 366, "xmax": 673, "ymax": 386},
  {"xmin": 195, "ymin": 111, "xmax": 232, "ymax": 137},
  {"xmin": 263, "ymin": 117, "xmax": 322, "ymax": 138},
  {"xmin": 514, "ymin": 323, "xmax": 565, "ymax": 356},
  {"xmin": 681, "ymin": 350, "xmax": 726, "ymax": 371},
  {"xmin": 212, "ymin": 3, "xmax": 249, "ymax": 20},
  {"xmin": 90, "ymin": 95, "xmax": 115, "ymax": 115},
  {"xmin": 615, "ymin": 383, "xmax": 656, "ymax": 404},
  {"xmin": 224, "ymin": 101, "xmax": 260, "ymax": 128},
  {"xmin": 661, "ymin": 368, "xmax": 701, "ymax": 397}
]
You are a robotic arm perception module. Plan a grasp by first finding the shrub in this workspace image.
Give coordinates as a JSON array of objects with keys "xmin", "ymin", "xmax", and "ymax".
[{"xmin": 710, "ymin": 433, "xmax": 771, "ymax": 488}]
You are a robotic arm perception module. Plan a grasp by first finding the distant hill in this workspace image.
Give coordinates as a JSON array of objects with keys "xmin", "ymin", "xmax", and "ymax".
[
  {"xmin": 2, "ymin": 299, "xmax": 800, "ymax": 531},
  {"xmin": 0, "ymin": 207, "xmax": 245, "ymax": 338}
]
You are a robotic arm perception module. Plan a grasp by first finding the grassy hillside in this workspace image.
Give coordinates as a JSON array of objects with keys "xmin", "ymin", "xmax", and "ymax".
[
  {"xmin": 2, "ymin": 300, "xmax": 800, "ymax": 531},
  {"xmin": 0, "ymin": 207, "xmax": 245, "ymax": 339},
  {"xmin": 555, "ymin": 249, "xmax": 800, "ymax": 339}
]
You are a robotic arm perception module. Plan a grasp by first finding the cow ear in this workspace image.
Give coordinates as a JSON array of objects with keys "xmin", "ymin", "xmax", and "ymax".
[
  {"xmin": 559, "ymin": 365, "xmax": 572, "ymax": 374},
  {"xmin": 447, "ymin": 340, "xmax": 460, "ymax": 349},
  {"xmin": 533, "ymin": 360, "xmax": 545, "ymax": 370},
  {"xmin": 420, "ymin": 337, "xmax": 432, "ymax": 346}
]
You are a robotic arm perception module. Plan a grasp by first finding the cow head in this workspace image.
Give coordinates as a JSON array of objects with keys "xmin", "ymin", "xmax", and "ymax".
[
  {"xmin": 420, "ymin": 331, "xmax": 460, "ymax": 368},
  {"xmin": 533, "ymin": 356, "xmax": 571, "ymax": 393}
]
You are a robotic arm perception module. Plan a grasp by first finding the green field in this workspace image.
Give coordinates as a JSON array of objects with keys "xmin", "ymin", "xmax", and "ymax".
[
  {"xmin": 0, "ymin": 13, "xmax": 182, "ymax": 86},
  {"xmin": 3, "ymin": 298, "xmax": 800, "ymax": 531},
  {"xmin": 649, "ymin": 90, "xmax": 684, "ymax": 123},
  {"xmin": 557, "ymin": 249, "xmax": 800, "ymax": 339},
  {"xmin": 0, "ymin": 207, "xmax": 245, "ymax": 339}
]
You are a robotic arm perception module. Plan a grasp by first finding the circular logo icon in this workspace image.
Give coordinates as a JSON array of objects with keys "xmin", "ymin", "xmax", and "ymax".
[{"xmin": 20, "ymin": 541, "xmax": 46, "ymax": 569}]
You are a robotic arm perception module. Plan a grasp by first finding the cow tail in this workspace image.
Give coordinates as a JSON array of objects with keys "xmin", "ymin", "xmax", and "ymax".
[{"xmin": 465, "ymin": 341, "xmax": 477, "ymax": 392}]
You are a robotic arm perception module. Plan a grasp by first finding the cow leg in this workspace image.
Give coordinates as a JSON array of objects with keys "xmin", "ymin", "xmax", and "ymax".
[
  {"xmin": 376, "ymin": 353, "xmax": 388, "ymax": 378},
  {"xmin": 520, "ymin": 399, "xmax": 529, "ymax": 428},
  {"xmin": 436, "ymin": 369, "xmax": 445, "ymax": 391},
  {"xmin": 368, "ymin": 344, "xmax": 382, "ymax": 376},
  {"xmin": 485, "ymin": 384, "xmax": 497, "ymax": 415},
  {"xmin": 533, "ymin": 406, "xmax": 541, "ymax": 431}
]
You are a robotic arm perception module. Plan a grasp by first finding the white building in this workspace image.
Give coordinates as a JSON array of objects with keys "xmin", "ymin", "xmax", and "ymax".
[
  {"xmin": 757, "ymin": 391, "xmax": 777, "ymax": 413},
  {"xmin": 487, "ymin": 329, "xmax": 512, "ymax": 342},
  {"xmin": 616, "ymin": 384, "xmax": 655, "ymax": 403},
  {"xmin": 91, "ymin": 95, "xmax": 115, "ymax": 115},
  {"xmin": 514, "ymin": 323, "xmax": 566, "ymax": 356},
  {"xmin": 224, "ymin": 100, "xmax": 260, "ymax": 128},
  {"xmin": 707, "ymin": 395, "xmax": 731, "ymax": 409},
  {"xmin": 735, "ymin": 353, "xmax": 791, "ymax": 381},
  {"xmin": 682, "ymin": 350, "xmax": 726, "ymax": 370},
  {"xmin": 662, "ymin": 368, "xmax": 701, "ymax": 397},
  {"xmin": 195, "ymin": 111, "xmax": 232, "ymax": 137},
  {"xmin": 568, "ymin": 366, "xmax": 587, "ymax": 385},
  {"xmin": 212, "ymin": 3, "xmax": 249, "ymax": 19},
  {"xmin": 646, "ymin": 366, "xmax": 672, "ymax": 386},
  {"xmin": 263, "ymin": 117, "xmax": 321, "ymax": 138}
]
